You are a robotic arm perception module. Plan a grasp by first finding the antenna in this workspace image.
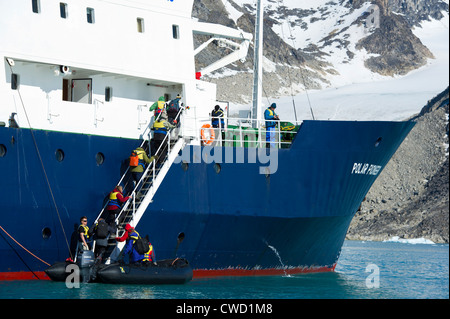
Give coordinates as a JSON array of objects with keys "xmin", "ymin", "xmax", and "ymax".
[{"xmin": 251, "ymin": 0, "xmax": 264, "ymax": 128}]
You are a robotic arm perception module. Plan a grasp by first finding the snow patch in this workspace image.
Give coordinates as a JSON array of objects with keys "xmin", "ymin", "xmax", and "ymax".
[{"xmin": 383, "ymin": 236, "xmax": 436, "ymax": 245}]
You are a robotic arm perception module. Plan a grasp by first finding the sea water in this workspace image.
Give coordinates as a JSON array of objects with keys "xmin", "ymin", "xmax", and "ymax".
[{"xmin": 0, "ymin": 240, "xmax": 448, "ymax": 300}]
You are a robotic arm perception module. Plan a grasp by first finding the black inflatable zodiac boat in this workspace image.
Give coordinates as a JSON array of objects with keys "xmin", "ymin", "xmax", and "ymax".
[{"xmin": 45, "ymin": 252, "xmax": 192, "ymax": 285}]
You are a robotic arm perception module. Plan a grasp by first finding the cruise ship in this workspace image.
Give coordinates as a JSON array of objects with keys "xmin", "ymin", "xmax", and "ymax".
[{"xmin": 0, "ymin": 0, "xmax": 415, "ymax": 280}]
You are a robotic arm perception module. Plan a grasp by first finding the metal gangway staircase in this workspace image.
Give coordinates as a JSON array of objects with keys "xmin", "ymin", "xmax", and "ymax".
[{"xmin": 91, "ymin": 113, "xmax": 186, "ymax": 264}]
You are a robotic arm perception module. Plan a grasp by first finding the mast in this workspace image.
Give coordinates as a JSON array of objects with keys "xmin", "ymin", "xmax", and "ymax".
[{"xmin": 251, "ymin": 0, "xmax": 263, "ymax": 128}]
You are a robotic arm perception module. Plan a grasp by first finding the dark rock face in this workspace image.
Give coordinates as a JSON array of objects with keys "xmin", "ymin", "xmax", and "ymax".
[
  {"xmin": 347, "ymin": 88, "xmax": 449, "ymax": 243},
  {"xmin": 355, "ymin": 1, "xmax": 434, "ymax": 76},
  {"xmin": 388, "ymin": 0, "xmax": 449, "ymax": 27}
]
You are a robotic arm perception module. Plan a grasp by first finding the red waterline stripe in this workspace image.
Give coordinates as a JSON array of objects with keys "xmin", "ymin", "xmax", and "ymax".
[
  {"xmin": 193, "ymin": 264, "xmax": 336, "ymax": 278},
  {"xmin": 1, "ymin": 265, "xmax": 336, "ymax": 281},
  {"xmin": 0, "ymin": 271, "xmax": 50, "ymax": 281}
]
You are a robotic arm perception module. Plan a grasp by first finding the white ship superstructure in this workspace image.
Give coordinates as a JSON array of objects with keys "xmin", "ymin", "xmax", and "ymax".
[{"xmin": 0, "ymin": 0, "xmax": 251, "ymax": 140}]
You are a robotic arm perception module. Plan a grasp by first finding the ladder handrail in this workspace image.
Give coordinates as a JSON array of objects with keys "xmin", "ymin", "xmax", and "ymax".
[
  {"xmin": 92, "ymin": 106, "xmax": 183, "ymax": 226},
  {"xmin": 115, "ymin": 136, "xmax": 185, "ymax": 230},
  {"xmin": 105, "ymin": 137, "xmax": 185, "ymax": 264}
]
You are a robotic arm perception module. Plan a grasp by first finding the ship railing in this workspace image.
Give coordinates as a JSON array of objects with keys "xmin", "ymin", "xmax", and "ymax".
[{"xmin": 182, "ymin": 115, "xmax": 302, "ymax": 149}]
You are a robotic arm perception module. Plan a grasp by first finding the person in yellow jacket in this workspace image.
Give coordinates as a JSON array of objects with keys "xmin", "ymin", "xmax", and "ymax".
[
  {"xmin": 106, "ymin": 186, "xmax": 130, "ymax": 231},
  {"xmin": 149, "ymin": 96, "xmax": 167, "ymax": 119},
  {"xmin": 77, "ymin": 216, "xmax": 91, "ymax": 252},
  {"xmin": 151, "ymin": 114, "xmax": 175, "ymax": 166},
  {"xmin": 130, "ymin": 147, "xmax": 152, "ymax": 188}
]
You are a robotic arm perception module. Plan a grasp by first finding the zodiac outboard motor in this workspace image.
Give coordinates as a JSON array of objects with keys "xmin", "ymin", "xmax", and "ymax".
[{"xmin": 77, "ymin": 250, "xmax": 95, "ymax": 283}]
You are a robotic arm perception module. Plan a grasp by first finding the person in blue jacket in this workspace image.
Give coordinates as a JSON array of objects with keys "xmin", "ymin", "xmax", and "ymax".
[
  {"xmin": 264, "ymin": 103, "xmax": 279, "ymax": 148},
  {"xmin": 211, "ymin": 105, "xmax": 225, "ymax": 129},
  {"xmin": 117, "ymin": 224, "xmax": 145, "ymax": 264}
]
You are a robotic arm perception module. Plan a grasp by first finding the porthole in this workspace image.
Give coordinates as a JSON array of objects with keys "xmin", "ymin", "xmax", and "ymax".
[
  {"xmin": 181, "ymin": 161, "xmax": 188, "ymax": 172},
  {"xmin": 42, "ymin": 227, "xmax": 52, "ymax": 239},
  {"xmin": 55, "ymin": 149, "xmax": 65, "ymax": 162},
  {"xmin": 0, "ymin": 144, "xmax": 6, "ymax": 157},
  {"xmin": 96, "ymin": 152, "xmax": 105, "ymax": 165},
  {"xmin": 375, "ymin": 137, "xmax": 382, "ymax": 147},
  {"xmin": 214, "ymin": 163, "xmax": 221, "ymax": 174},
  {"xmin": 177, "ymin": 232, "xmax": 185, "ymax": 243}
]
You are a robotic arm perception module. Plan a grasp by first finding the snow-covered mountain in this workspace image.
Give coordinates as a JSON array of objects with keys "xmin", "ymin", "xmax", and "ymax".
[
  {"xmin": 193, "ymin": 0, "xmax": 449, "ymax": 244},
  {"xmin": 193, "ymin": 0, "xmax": 449, "ymax": 121}
]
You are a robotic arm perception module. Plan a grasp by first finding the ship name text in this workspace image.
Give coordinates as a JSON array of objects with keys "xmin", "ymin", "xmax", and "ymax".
[{"xmin": 351, "ymin": 163, "xmax": 382, "ymax": 176}]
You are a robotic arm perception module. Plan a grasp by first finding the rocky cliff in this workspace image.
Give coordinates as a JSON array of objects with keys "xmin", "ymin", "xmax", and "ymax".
[
  {"xmin": 355, "ymin": 0, "xmax": 434, "ymax": 76},
  {"xmin": 346, "ymin": 87, "xmax": 449, "ymax": 243}
]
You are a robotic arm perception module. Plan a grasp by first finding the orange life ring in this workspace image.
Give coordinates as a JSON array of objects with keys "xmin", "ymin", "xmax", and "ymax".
[{"xmin": 200, "ymin": 124, "xmax": 215, "ymax": 145}]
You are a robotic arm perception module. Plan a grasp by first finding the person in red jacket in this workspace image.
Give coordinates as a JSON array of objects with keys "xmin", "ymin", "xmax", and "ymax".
[
  {"xmin": 117, "ymin": 224, "xmax": 155, "ymax": 264},
  {"xmin": 105, "ymin": 185, "xmax": 130, "ymax": 231},
  {"xmin": 116, "ymin": 223, "xmax": 134, "ymax": 243},
  {"xmin": 116, "ymin": 224, "xmax": 147, "ymax": 264}
]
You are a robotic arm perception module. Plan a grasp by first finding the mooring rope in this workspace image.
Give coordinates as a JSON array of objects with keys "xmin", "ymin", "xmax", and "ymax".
[
  {"xmin": 7, "ymin": 60, "xmax": 73, "ymax": 260},
  {"xmin": 0, "ymin": 225, "xmax": 51, "ymax": 279}
]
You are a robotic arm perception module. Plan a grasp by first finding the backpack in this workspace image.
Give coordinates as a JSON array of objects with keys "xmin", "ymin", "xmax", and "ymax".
[
  {"xmin": 168, "ymin": 98, "xmax": 180, "ymax": 111},
  {"xmin": 95, "ymin": 220, "xmax": 109, "ymax": 239},
  {"xmin": 129, "ymin": 150, "xmax": 139, "ymax": 167},
  {"xmin": 133, "ymin": 236, "xmax": 149, "ymax": 255}
]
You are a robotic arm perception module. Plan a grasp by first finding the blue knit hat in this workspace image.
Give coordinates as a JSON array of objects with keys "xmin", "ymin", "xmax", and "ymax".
[{"xmin": 270, "ymin": 103, "xmax": 277, "ymax": 108}]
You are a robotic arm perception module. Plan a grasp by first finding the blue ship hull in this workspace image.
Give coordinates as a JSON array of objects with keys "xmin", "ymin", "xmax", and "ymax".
[{"xmin": 0, "ymin": 120, "xmax": 415, "ymax": 279}]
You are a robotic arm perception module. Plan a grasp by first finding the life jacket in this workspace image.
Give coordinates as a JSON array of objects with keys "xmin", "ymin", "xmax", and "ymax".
[
  {"xmin": 108, "ymin": 191, "xmax": 121, "ymax": 208},
  {"xmin": 143, "ymin": 244, "xmax": 154, "ymax": 262},
  {"xmin": 129, "ymin": 230, "xmax": 139, "ymax": 242},
  {"xmin": 154, "ymin": 100, "xmax": 165, "ymax": 115},
  {"xmin": 78, "ymin": 225, "xmax": 90, "ymax": 241},
  {"xmin": 153, "ymin": 120, "xmax": 168, "ymax": 135},
  {"xmin": 129, "ymin": 230, "xmax": 148, "ymax": 256},
  {"xmin": 265, "ymin": 108, "xmax": 277, "ymax": 128},
  {"xmin": 211, "ymin": 108, "xmax": 224, "ymax": 127}
]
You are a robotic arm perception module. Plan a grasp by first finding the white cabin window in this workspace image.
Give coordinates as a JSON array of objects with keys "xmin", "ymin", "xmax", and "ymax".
[
  {"xmin": 32, "ymin": 0, "xmax": 40, "ymax": 13},
  {"xmin": 60, "ymin": 3, "xmax": 68, "ymax": 19},
  {"xmin": 137, "ymin": 18, "xmax": 145, "ymax": 33},
  {"xmin": 86, "ymin": 7, "xmax": 95, "ymax": 24},
  {"xmin": 172, "ymin": 25, "xmax": 180, "ymax": 39}
]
